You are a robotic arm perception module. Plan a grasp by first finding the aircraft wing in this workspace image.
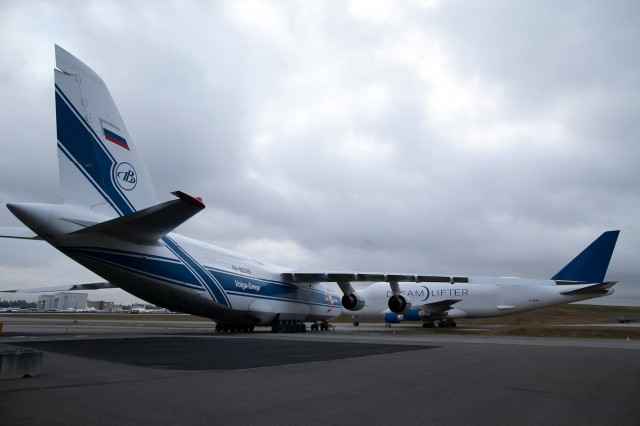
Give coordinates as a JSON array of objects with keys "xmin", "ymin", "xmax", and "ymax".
[
  {"xmin": 282, "ymin": 272, "xmax": 469, "ymax": 312},
  {"xmin": 281, "ymin": 272, "xmax": 469, "ymax": 284},
  {"xmin": 0, "ymin": 282, "xmax": 118, "ymax": 293},
  {"xmin": 0, "ymin": 227, "xmax": 42, "ymax": 240}
]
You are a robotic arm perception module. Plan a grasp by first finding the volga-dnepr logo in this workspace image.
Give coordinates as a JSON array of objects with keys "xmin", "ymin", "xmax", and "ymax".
[{"xmin": 114, "ymin": 162, "xmax": 137, "ymax": 191}]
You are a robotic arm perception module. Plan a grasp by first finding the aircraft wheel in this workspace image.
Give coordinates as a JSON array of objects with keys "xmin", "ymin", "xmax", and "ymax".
[
  {"xmin": 353, "ymin": 321, "xmax": 359, "ymax": 326},
  {"xmin": 451, "ymin": 321, "xmax": 457, "ymax": 328}
]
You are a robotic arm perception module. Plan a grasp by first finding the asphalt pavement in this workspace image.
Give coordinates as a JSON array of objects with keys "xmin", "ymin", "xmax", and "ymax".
[{"xmin": 1, "ymin": 322, "xmax": 638, "ymax": 425}]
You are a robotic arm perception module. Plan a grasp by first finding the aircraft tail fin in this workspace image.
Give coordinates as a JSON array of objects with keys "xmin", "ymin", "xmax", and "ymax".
[
  {"xmin": 54, "ymin": 45, "xmax": 159, "ymax": 217},
  {"xmin": 70, "ymin": 191, "xmax": 204, "ymax": 244},
  {"xmin": 552, "ymin": 230, "xmax": 620, "ymax": 283}
]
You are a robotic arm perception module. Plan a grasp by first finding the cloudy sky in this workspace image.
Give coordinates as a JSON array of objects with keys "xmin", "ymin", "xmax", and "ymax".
[{"xmin": 1, "ymin": 0, "xmax": 638, "ymax": 306}]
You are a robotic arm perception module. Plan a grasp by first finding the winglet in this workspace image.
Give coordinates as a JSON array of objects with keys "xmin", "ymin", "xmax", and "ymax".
[{"xmin": 552, "ymin": 231, "xmax": 620, "ymax": 283}]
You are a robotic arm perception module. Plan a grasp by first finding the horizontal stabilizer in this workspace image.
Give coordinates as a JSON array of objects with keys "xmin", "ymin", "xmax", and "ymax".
[
  {"xmin": 560, "ymin": 281, "xmax": 617, "ymax": 296},
  {"xmin": 0, "ymin": 227, "xmax": 42, "ymax": 240},
  {"xmin": 1, "ymin": 282, "xmax": 118, "ymax": 293},
  {"xmin": 70, "ymin": 191, "xmax": 205, "ymax": 244},
  {"xmin": 552, "ymin": 230, "xmax": 619, "ymax": 283}
]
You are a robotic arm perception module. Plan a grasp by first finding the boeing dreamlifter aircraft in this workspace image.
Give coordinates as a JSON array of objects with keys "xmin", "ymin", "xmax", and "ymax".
[
  {"xmin": 348, "ymin": 229, "xmax": 619, "ymax": 328},
  {"xmin": 0, "ymin": 46, "xmax": 620, "ymax": 331}
]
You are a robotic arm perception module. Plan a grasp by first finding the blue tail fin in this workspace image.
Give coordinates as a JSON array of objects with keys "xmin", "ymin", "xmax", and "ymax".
[{"xmin": 552, "ymin": 230, "xmax": 620, "ymax": 283}]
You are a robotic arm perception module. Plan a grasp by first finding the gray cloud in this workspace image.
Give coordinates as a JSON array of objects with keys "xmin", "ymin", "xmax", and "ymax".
[{"xmin": 1, "ymin": 0, "xmax": 638, "ymax": 306}]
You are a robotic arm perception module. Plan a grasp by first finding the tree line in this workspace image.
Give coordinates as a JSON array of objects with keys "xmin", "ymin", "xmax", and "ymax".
[{"xmin": 0, "ymin": 299, "xmax": 37, "ymax": 308}]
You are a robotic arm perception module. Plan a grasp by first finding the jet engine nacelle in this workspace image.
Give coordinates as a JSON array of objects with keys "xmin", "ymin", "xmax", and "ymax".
[
  {"xmin": 384, "ymin": 311, "xmax": 401, "ymax": 323},
  {"xmin": 387, "ymin": 294, "xmax": 411, "ymax": 314},
  {"xmin": 341, "ymin": 293, "xmax": 365, "ymax": 311},
  {"xmin": 400, "ymin": 308, "xmax": 426, "ymax": 321},
  {"xmin": 384, "ymin": 308, "xmax": 425, "ymax": 323}
]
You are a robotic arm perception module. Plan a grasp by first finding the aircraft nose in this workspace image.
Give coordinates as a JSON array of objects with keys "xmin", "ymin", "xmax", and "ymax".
[{"xmin": 6, "ymin": 203, "xmax": 52, "ymax": 233}]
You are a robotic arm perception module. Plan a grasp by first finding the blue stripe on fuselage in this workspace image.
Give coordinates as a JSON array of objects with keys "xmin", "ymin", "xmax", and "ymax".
[
  {"xmin": 61, "ymin": 246, "xmax": 337, "ymax": 308},
  {"xmin": 208, "ymin": 267, "xmax": 339, "ymax": 307},
  {"xmin": 162, "ymin": 237, "xmax": 231, "ymax": 307},
  {"xmin": 63, "ymin": 246, "xmax": 205, "ymax": 291}
]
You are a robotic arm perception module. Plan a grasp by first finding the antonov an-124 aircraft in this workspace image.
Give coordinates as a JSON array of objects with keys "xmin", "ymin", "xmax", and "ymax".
[{"xmin": 0, "ymin": 46, "xmax": 620, "ymax": 331}]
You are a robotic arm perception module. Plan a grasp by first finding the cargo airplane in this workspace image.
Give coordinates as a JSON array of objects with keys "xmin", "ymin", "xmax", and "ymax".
[
  {"xmin": 0, "ymin": 46, "xmax": 620, "ymax": 331},
  {"xmin": 348, "ymin": 230, "xmax": 619, "ymax": 327}
]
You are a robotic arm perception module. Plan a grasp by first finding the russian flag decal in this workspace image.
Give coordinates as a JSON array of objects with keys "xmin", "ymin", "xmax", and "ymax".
[{"xmin": 103, "ymin": 128, "xmax": 129, "ymax": 150}]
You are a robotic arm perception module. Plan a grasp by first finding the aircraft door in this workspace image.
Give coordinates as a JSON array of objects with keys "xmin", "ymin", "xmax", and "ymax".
[{"xmin": 501, "ymin": 285, "xmax": 515, "ymax": 308}]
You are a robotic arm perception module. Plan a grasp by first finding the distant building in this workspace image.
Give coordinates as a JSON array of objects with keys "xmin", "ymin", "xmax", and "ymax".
[
  {"xmin": 36, "ymin": 293, "xmax": 115, "ymax": 312},
  {"xmin": 37, "ymin": 295, "xmax": 54, "ymax": 311},
  {"xmin": 87, "ymin": 300, "xmax": 114, "ymax": 311},
  {"xmin": 52, "ymin": 292, "xmax": 87, "ymax": 311}
]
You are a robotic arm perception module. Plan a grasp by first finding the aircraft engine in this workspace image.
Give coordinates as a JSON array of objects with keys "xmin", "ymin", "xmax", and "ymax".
[
  {"xmin": 384, "ymin": 308, "xmax": 424, "ymax": 323},
  {"xmin": 341, "ymin": 293, "xmax": 365, "ymax": 311},
  {"xmin": 399, "ymin": 308, "xmax": 425, "ymax": 321},
  {"xmin": 388, "ymin": 294, "xmax": 411, "ymax": 314},
  {"xmin": 384, "ymin": 312, "xmax": 401, "ymax": 323}
]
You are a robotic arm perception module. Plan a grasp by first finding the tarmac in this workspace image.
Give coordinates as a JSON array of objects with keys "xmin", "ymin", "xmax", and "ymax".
[{"xmin": 1, "ymin": 320, "xmax": 639, "ymax": 425}]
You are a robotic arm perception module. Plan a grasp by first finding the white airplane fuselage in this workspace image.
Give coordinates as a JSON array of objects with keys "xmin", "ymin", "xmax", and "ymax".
[
  {"xmin": 8, "ymin": 202, "xmax": 342, "ymax": 326},
  {"xmin": 356, "ymin": 279, "xmax": 614, "ymax": 323}
]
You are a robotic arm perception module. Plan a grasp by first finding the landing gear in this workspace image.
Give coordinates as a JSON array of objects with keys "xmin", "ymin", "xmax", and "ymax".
[
  {"xmin": 271, "ymin": 320, "xmax": 307, "ymax": 333},
  {"xmin": 310, "ymin": 319, "xmax": 329, "ymax": 331},
  {"xmin": 423, "ymin": 320, "xmax": 456, "ymax": 328},
  {"xmin": 215, "ymin": 323, "xmax": 255, "ymax": 333},
  {"xmin": 437, "ymin": 320, "xmax": 457, "ymax": 328}
]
